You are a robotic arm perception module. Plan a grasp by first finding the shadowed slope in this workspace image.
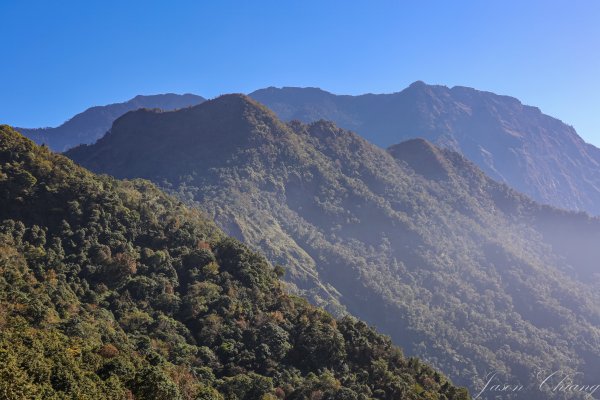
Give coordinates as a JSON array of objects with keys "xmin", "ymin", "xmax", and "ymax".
[
  {"xmin": 251, "ymin": 83, "xmax": 600, "ymax": 215},
  {"xmin": 0, "ymin": 124, "xmax": 470, "ymax": 399},
  {"xmin": 67, "ymin": 95, "xmax": 600, "ymax": 395},
  {"xmin": 17, "ymin": 93, "xmax": 205, "ymax": 151}
]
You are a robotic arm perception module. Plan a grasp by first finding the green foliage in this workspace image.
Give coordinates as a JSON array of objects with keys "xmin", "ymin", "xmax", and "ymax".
[
  {"xmin": 0, "ymin": 125, "xmax": 467, "ymax": 399},
  {"xmin": 65, "ymin": 95, "xmax": 600, "ymax": 396},
  {"xmin": 251, "ymin": 84, "xmax": 600, "ymax": 216}
]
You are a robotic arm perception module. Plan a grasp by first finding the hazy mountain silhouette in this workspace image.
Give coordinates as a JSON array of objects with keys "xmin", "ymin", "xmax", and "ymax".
[
  {"xmin": 67, "ymin": 95, "xmax": 600, "ymax": 394},
  {"xmin": 250, "ymin": 82, "xmax": 600, "ymax": 215},
  {"xmin": 17, "ymin": 93, "xmax": 205, "ymax": 151},
  {"xmin": 1, "ymin": 124, "xmax": 471, "ymax": 398}
]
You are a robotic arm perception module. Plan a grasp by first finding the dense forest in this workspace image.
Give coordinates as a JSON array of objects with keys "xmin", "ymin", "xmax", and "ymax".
[
  {"xmin": 0, "ymin": 125, "xmax": 469, "ymax": 399},
  {"xmin": 67, "ymin": 95, "xmax": 600, "ymax": 397}
]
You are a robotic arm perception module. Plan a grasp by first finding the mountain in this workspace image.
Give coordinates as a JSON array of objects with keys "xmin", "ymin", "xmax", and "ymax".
[
  {"xmin": 67, "ymin": 95, "xmax": 600, "ymax": 396},
  {"xmin": 250, "ymin": 83, "xmax": 600, "ymax": 216},
  {"xmin": 0, "ymin": 124, "xmax": 469, "ymax": 399},
  {"xmin": 17, "ymin": 93, "xmax": 205, "ymax": 151}
]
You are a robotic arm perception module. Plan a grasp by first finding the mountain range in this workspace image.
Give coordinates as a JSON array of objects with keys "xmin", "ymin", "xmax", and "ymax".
[
  {"xmin": 66, "ymin": 94, "xmax": 600, "ymax": 395},
  {"xmin": 0, "ymin": 124, "xmax": 470, "ymax": 399},
  {"xmin": 18, "ymin": 83, "xmax": 600, "ymax": 217},
  {"xmin": 250, "ymin": 82, "xmax": 600, "ymax": 216},
  {"xmin": 17, "ymin": 93, "xmax": 205, "ymax": 151}
]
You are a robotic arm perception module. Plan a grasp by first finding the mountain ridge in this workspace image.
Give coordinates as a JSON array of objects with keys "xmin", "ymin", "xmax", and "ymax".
[
  {"xmin": 17, "ymin": 93, "xmax": 206, "ymax": 151},
  {"xmin": 249, "ymin": 82, "xmax": 600, "ymax": 215},
  {"xmin": 0, "ymin": 124, "xmax": 470, "ymax": 399},
  {"xmin": 67, "ymin": 94, "xmax": 600, "ymax": 395},
  {"xmin": 17, "ymin": 83, "xmax": 600, "ymax": 216}
]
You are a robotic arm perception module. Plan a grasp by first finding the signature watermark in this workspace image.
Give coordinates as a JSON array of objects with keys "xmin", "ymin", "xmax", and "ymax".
[{"xmin": 474, "ymin": 370, "xmax": 600, "ymax": 399}]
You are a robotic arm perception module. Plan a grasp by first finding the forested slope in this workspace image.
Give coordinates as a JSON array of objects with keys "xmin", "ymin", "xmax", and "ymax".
[
  {"xmin": 0, "ymin": 125, "xmax": 468, "ymax": 399},
  {"xmin": 66, "ymin": 95, "xmax": 600, "ymax": 395}
]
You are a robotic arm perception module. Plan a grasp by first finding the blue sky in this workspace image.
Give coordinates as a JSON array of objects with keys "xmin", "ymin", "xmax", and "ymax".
[{"xmin": 1, "ymin": 1, "xmax": 599, "ymax": 145}]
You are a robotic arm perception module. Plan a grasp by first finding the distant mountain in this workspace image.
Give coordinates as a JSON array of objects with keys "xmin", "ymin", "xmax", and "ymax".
[
  {"xmin": 17, "ymin": 93, "xmax": 205, "ymax": 151},
  {"xmin": 0, "ymin": 124, "xmax": 469, "ymax": 399},
  {"xmin": 250, "ymin": 83, "xmax": 600, "ymax": 215},
  {"xmin": 67, "ymin": 95, "xmax": 600, "ymax": 395}
]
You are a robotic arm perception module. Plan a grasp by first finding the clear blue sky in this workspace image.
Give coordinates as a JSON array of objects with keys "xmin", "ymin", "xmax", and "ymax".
[{"xmin": 1, "ymin": 1, "xmax": 600, "ymax": 145}]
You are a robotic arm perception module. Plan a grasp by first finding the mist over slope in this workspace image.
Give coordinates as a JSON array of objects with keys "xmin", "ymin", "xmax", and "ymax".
[
  {"xmin": 250, "ymin": 82, "xmax": 600, "ymax": 215},
  {"xmin": 67, "ymin": 95, "xmax": 600, "ymax": 394},
  {"xmin": 20, "ymin": 81, "xmax": 600, "ymax": 217},
  {"xmin": 0, "ymin": 124, "xmax": 470, "ymax": 399}
]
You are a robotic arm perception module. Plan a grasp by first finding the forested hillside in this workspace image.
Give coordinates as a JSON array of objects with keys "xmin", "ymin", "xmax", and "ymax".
[
  {"xmin": 0, "ymin": 125, "xmax": 468, "ymax": 399},
  {"xmin": 66, "ymin": 95, "xmax": 600, "ymax": 396},
  {"xmin": 250, "ymin": 83, "xmax": 600, "ymax": 215}
]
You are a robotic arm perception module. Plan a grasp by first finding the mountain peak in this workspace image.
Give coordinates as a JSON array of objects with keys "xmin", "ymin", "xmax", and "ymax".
[
  {"xmin": 130, "ymin": 93, "xmax": 183, "ymax": 100},
  {"xmin": 64, "ymin": 95, "xmax": 600, "ymax": 392},
  {"xmin": 250, "ymin": 86, "xmax": 335, "ymax": 104},
  {"xmin": 405, "ymin": 80, "xmax": 449, "ymax": 93},
  {"xmin": 3, "ymin": 124, "xmax": 473, "ymax": 398},
  {"xmin": 260, "ymin": 86, "xmax": 331, "ymax": 94},
  {"xmin": 111, "ymin": 93, "xmax": 280, "ymax": 130},
  {"xmin": 127, "ymin": 93, "xmax": 203, "ymax": 104},
  {"xmin": 250, "ymin": 82, "xmax": 600, "ymax": 214},
  {"xmin": 408, "ymin": 80, "xmax": 428, "ymax": 88},
  {"xmin": 199, "ymin": 93, "xmax": 284, "ymax": 128},
  {"xmin": 303, "ymin": 119, "xmax": 350, "ymax": 141},
  {"xmin": 66, "ymin": 93, "xmax": 290, "ymax": 179},
  {"xmin": 209, "ymin": 92, "xmax": 264, "ymax": 107},
  {"xmin": 388, "ymin": 138, "xmax": 453, "ymax": 180},
  {"xmin": 17, "ymin": 93, "xmax": 206, "ymax": 151}
]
